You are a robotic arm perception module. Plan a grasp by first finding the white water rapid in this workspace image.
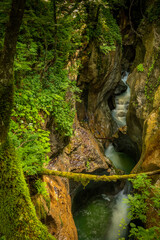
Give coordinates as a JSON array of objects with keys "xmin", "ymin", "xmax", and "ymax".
[
  {"xmin": 105, "ymin": 188, "xmax": 130, "ymax": 240},
  {"xmin": 111, "ymin": 72, "xmax": 130, "ymax": 127},
  {"xmin": 74, "ymin": 72, "xmax": 133, "ymax": 240},
  {"xmin": 105, "ymin": 72, "xmax": 132, "ymax": 239}
]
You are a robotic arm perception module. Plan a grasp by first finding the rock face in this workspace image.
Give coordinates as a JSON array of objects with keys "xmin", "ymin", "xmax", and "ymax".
[
  {"xmin": 48, "ymin": 118, "xmax": 111, "ymax": 174},
  {"xmin": 140, "ymin": 85, "xmax": 160, "ymax": 172},
  {"xmin": 43, "ymin": 175, "xmax": 78, "ymax": 240},
  {"xmin": 77, "ymin": 41, "xmax": 121, "ymax": 142},
  {"xmin": 41, "ymin": 40, "xmax": 119, "ymax": 240},
  {"xmin": 42, "ymin": 118, "xmax": 113, "ymax": 239},
  {"xmin": 41, "ymin": 39, "xmax": 120, "ymax": 240},
  {"xmin": 47, "ymin": 117, "xmax": 69, "ymax": 157},
  {"xmin": 126, "ymin": 20, "xmax": 160, "ymax": 173}
]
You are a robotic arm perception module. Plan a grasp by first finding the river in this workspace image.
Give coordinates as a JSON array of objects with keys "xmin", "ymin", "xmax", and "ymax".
[{"xmin": 73, "ymin": 72, "xmax": 134, "ymax": 240}]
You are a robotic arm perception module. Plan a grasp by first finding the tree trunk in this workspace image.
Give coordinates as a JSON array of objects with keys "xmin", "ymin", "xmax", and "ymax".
[
  {"xmin": 0, "ymin": 141, "xmax": 56, "ymax": 240},
  {"xmin": 0, "ymin": 1, "xmax": 56, "ymax": 239},
  {"xmin": 40, "ymin": 168, "xmax": 160, "ymax": 186},
  {"xmin": 0, "ymin": 0, "xmax": 26, "ymax": 143}
]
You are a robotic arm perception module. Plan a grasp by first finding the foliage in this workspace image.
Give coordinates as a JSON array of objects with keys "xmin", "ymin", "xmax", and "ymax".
[
  {"xmin": 108, "ymin": 0, "xmax": 126, "ymax": 8},
  {"xmin": 3, "ymin": 0, "xmax": 83, "ymax": 176},
  {"xmin": 129, "ymin": 224, "xmax": 160, "ymax": 240},
  {"xmin": 0, "ymin": 140, "xmax": 56, "ymax": 240},
  {"xmin": 0, "ymin": 236, "xmax": 6, "ymax": 240},
  {"xmin": 0, "ymin": 0, "xmax": 11, "ymax": 50},
  {"xmin": 137, "ymin": 63, "xmax": 144, "ymax": 72},
  {"xmin": 8, "ymin": 75, "xmax": 51, "ymax": 175},
  {"xmin": 124, "ymin": 174, "xmax": 160, "ymax": 240},
  {"xmin": 86, "ymin": 161, "xmax": 90, "ymax": 170},
  {"xmin": 146, "ymin": 0, "xmax": 160, "ymax": 23},
  {"xmin": 35, "ymin": 179, "xmax": 49, "ymax": 199},
  {"xmin": 96, "ymin": 6, "xmax": 122, "ymax": 53},
  {"xmin": 74, "ymin": 1, "xmax": 121, "ymax": 54}
]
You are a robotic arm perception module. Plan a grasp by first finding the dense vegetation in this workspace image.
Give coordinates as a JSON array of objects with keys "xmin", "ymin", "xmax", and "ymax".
[
  {"xmin": 0, "ymin": 0, "xmax": 160, "ymax": 239},
  {"xmin": 0, "ymin": 0, "xmax": 122, "ymax": 177},
  {"xmin": 0, "ymin": 0, "xmax": 122, "ymax": 239}
]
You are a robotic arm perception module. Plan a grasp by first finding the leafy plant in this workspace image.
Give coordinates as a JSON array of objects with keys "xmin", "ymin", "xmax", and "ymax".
[
  {"xmin": 35, "ymin": 179, "xmax": 49, "ymax": 199},
  {"xmin": 124, "ymin": 174, "xmax": 160, "ymax": 240},
  {"xmin": 97, "ymin": 7, "xmax": 121, "ymax": 54},
  {"xmin": 86, "ymin": 161, "xmax": 90, "ymax": 170},
  {"xmin": 7, "ymin": 0, "xmax": 84, "ymax": 176},
  {"xmin": 146, "ymin": 0, "xmax": 160, "ymax": 22},
  {"xmin": 137, "ymin": 63, "xmax": 144, "ymax": 72}
]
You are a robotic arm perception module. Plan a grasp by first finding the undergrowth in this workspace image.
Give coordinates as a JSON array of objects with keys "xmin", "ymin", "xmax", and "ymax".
[{"xmin": 121, "ymin": 174, "xmax": 160, "ymax": 240}]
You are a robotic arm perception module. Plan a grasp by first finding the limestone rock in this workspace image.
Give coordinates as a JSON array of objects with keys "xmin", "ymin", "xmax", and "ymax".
[
  {"xmin": 77, "ymin": 41, "xmax": 121, "ymax": 142},
  {"xmin": 48, "ymin": 120, "xmax": 111, "ymax": 174},
  {"xmin": 140, "ymin": 103, "xmax": 160, "ymax": 172},
  {"xmin": 127, "ymin": 21, "xmax": 160, "ymax": 153},
  {"xmin": 114, "ymin": 80, "xmax": 127, "ymax": 95},
  {"xmin": 43, "ymin": 176, "xmax": 78, "ymax": 240},
  {"xmin": 127, "ymin": 20, "xmax": 160, "ymax": 172},
  {"xmin": 43, "ymin": 118, "xmax": 112, "ymax": 239}
]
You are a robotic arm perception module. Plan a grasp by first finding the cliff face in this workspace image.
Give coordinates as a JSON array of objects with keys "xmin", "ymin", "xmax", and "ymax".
[
  {"xmin": 126, "ymin": 20, "xmax": 160, "ymax": 173},
  {"xmin": 41, "ymin": 117, "xmax": 114, "ymax": 240},
  {"xmin": 43, "ymin": 39, "xmax": 121, "ymax": 239},
  {"xmin": 42, "ymin": 2, "xmax": 160, "ymax": 236},
  {"xmin": 43, "ymin": 175, "xmax": 78, "ymax": 240},
  {"xmin": 125, "ymin": 15, "xmax": 160, "ymax": 228},
  {"xmin": 77, "ymin": 41, "xmax": 122, "ymax": 142}
]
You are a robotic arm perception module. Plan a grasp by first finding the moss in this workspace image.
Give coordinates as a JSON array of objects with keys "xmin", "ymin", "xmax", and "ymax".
[
  {"xmin": 137, "ymin": 63, "xmax": 144, "ymax": 72},
  {"xmin": 41, "ymin": 168, "xmax": 160, "ymax": 184},
  {"xmin": 0, "ymin": 140, "xmax": 56, "ymax": 240}
]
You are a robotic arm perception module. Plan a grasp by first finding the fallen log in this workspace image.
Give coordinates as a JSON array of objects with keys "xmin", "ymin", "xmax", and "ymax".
[{"xmin": 39, "ymin": 168, "xmax": 160, "ymax": 186}]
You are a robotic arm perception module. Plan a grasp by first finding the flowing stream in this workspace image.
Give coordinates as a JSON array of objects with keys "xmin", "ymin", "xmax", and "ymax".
[
  {"xmin": 74, "ymin": 72, "xmax": 134, "ymax": 240},
  {"xmin": 111, "ymin": 72, "xmax": 130, "ymax": 127}
]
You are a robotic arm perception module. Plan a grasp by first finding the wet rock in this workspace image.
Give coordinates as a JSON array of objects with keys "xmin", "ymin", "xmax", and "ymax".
[
  {"xmin": 48, "ymin": 119, "xmax": 111, "ymax": 175},
  {"xmin": 46, "ymin": 118, "xmax": 114, "ymax": 220},
  {"xmin": 108, "ymin": 95, "xmax": 116, "ymax": 110},
  {"xmin": 127, "ymin": 21, "xmax": 160, "ymax": 152},
  {"xmin": 112, "ymin": 130, "xmax": 140, "ymax": 162},
  {"xmin": 43, "ymin": 176, "xmax": 78, "ymax": 240},
  {"xmin": 77, "ymin": 41, "xmax": 122, "ymax": 143},
  {"xmin": 117, "ymin": 111, "xmax": 126, "ymax": 118},
  {"xmin": 140, "ymin": 95, "xmax": 160, "ymax": 172},
  {"xmin": 114, "ymin": 80, "xmax": 127, "ymax": 95}
]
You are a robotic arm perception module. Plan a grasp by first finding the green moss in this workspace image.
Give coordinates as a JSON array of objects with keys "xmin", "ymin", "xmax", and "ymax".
[
  {"xmin": 144, "ymin": 52, "xmax": 160, "ymax": 105},
  {"xmin": 137, "ymin": 63, "xmax": 144, "ymax": 72},
  {"xmin": 0, "ymin": 140, "xmax": 56, "ymax": 240},
  {"xmin": 146, "ymin": 0, "xmax": 160, "ymax": 22},
  {"xmin": 41, "ymin": 168, "xmax": 160, "ymax": 184}
]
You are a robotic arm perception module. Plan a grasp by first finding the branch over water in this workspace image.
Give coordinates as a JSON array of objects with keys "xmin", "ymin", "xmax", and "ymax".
[{"xmin": 39, "ymin": 169, "xmax": 160, "ymax": 186}]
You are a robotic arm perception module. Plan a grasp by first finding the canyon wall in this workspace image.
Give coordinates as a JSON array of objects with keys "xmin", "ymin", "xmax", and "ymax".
[
  {"xmin": 77, "ymin": 41, "xmax": 122, "ymax": 142},
  {"xmin": 42, "ymin": 1, "xmax": 160, "ymax": 237},
  {"xmin": 127, "ymin": 20, "xmax": 160, "ymax": 173}
]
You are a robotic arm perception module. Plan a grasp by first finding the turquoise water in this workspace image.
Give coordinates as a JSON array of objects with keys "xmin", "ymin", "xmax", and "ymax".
[
  {"xmin": 73, "ymin": 144, "xmax": 134, "ymax": 239},
  {"xmin": 74, "ymin": 190, "xmax": 130, "ymax": 240},
  {"xmin": 74, "ymin": 72, "xmax": 134, "ymax": 239},
  {"xmin": 74, "ymin": 196, "xmax": 112, "ymax": 240},
  {"xmin": 105, "ymin": 143, "xmax": 135, "ymax": 174}
]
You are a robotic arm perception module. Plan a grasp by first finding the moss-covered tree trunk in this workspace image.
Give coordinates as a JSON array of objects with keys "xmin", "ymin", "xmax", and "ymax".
[{"xmin": 0, "ymin": 1, "xmax": 55, "ymax": 239}]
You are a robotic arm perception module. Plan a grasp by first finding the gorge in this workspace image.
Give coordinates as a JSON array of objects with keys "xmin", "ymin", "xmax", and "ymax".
[
  {"xmin": 73, "ymin": 72, "xmax": 134, "ymax": 240},
  {"xmin": 0, "ymin": 0, "xmax": 160, "ymax": 240}
]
